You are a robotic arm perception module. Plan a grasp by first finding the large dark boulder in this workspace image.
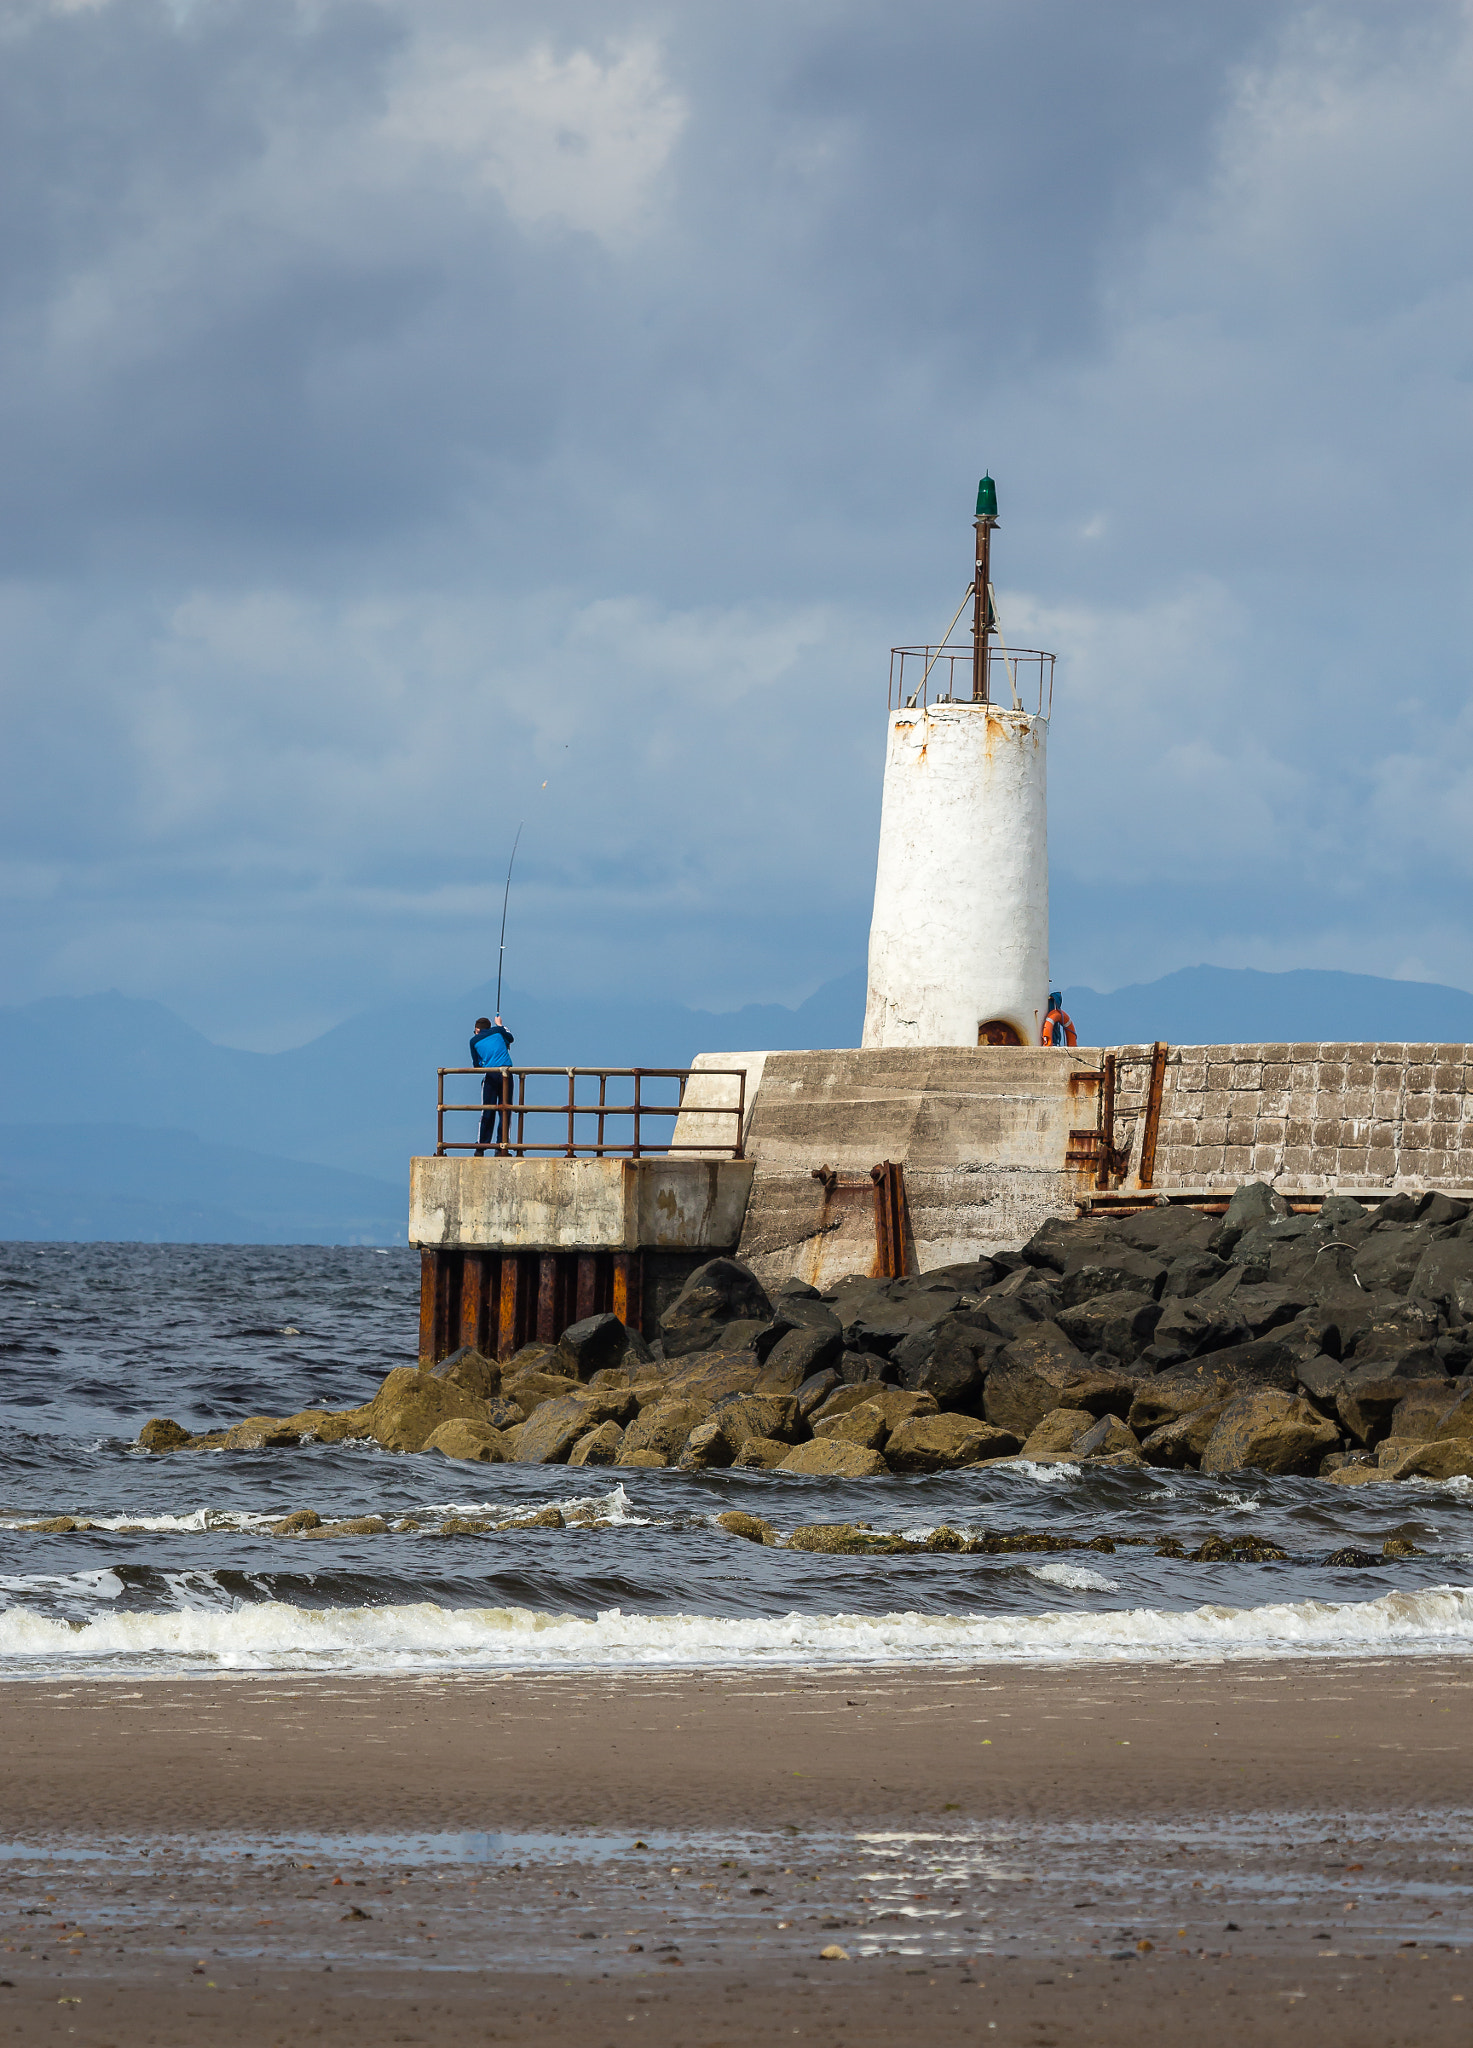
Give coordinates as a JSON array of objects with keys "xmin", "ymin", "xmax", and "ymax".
[
  {"xmin": 770, "ymin": 1292, "xmax": 846, "ymax": 1334},
  {"xmin": 1227, "ymin": 1217, "xmax": 1324, "ymax": 1288},
  {"xmin": 1314, "ymin": 1281, "xmax": 1390, "ymax": 1355},
  {"xmin": 552, "ymin": 1313, "xmax": 649, "ymax": 1382},
  {"xmin": 1351, "ymin": 1227, "xmax": 1435, "ymax": 1298},
  {"xmin": 920, "ymin": 1257, "xmax": 1010, "ymax": 1294},
  {"xmin": 1409, "ymin": 1239, "xmax": 1473, "ymax": 1320},
  {"xmin": 1347, "ymin": 1300, "xmax": 1443, "ymax": 1377},
  {"xmin": 1304, "ymin": 1241, "xmax": 1359, "ymax": 1295},
  {"xmin": 697, "ymin": 1318, "xmax": 789, "ymax": 1361},
  {"xmin": 968, "ymin": 1279, "xmax": 1062, "ymax": 1342},
  {"xmin": 825, "ymin": 1274, "xmax": 890, "ymax": 1328},
  {"xmin": 1224, "ymin": 1182, "xmax": 1291, "ymax": 1232},
  {"xmin": 1110, "ymin": 1207, "xmax": 1217, "ymax": 1252},
  {"xmin": 1161, "ymin": 1251, "xmax": 1235, "ymax": 1298},
  {"xmin": 1022, "ymin": 1217, "xmax": 1113, "ymax": 1273},
  {"xmin": 1127, "ymin": 1339, "xmax": 1297, "ymax": 1434},
  {"xmin": 1275, "ymin": 1309, "xmax": 1343, "ymax": 1373},
  {"xmin": 1055, "ymin": 1291, "xmax": 1162, "ymax": 1366},
  {"xmin": 1226, "ymin": 1282, "xmax": 1314, "ymax": 1340},
  {"xmin": 1337, "ymin": 1365, "xmax": 1450, "ymax": 1446},
  {"xmin": 1097, "ymin": 1213, "xmax": 1216, "ymax": 1276},
  {"xmin": 659, "ymin": 1260, "xmax": 774, "ymax": 1359},
  {"xmin": 982, "ymin": 1324, "xmax": 1136, "ymax": 1437},
  {"xmin": 793, "ymin": 1367, "xmax": 843, "ymax": 1417},
  {"xmin": 1138, "ymin": 1292, "xmax": 1251, "ymax": 1370},
  {"xmin": 898, "ymin": 1315, "xmax": 1005, "ymax": 1411},
  {"xmin": 839, "ymin": 1349, "xmax": 899, "ymax": 1385},
  {"xmin": 844, "ymin": 1290, "xmax": 964, "ymax": 1357},
  {"xmin": 1059, "ymin": 1252, "xmax": 1168, "ymax": 1308},
  {"xmin": 1436, "ymin": 1331, "xmax": 1473, "ymax": 1375},
  {"xmin": 755, "ymin": 1322, "xmax": 844, "ymax": 1392},
  {"xmin": 1296, "ymin": 1354, "xmax": 1352, "ymax": 1405}
]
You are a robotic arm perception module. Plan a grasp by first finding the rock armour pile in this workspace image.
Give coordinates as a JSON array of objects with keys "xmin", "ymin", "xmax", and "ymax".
[{"xmin": 136, "ymin": 1183, "xmax": 1473, "ymax": 1485}]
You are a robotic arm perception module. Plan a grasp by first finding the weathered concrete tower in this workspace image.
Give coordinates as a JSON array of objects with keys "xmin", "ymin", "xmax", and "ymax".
[{"xmin": 862, "ymin": 478, "xmax": 1053, "ymax": 1050}]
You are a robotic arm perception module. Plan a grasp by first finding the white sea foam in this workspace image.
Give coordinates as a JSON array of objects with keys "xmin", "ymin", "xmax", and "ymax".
[
  {"xmin": 0, "ymin": 1485, "xmax": 645, "ymax": 1537},
  {"xmin": 1027, "ymin": 1561, "xmax": 1120, "ymax": 1593},
  {"xmin": 0, "ymin": 1584, "xmax": 1470, "ymax": 1679},
  {"xmin": 988, "ymin": 1460, "xmax": 1082, "ymax": 1486},
  {"xmin": 0, "ymin": 1507, "xmax": 277, "ymax": 1534},
  {"xmin": 426, "ymin": 1484, "xmax": 646, "ymax": 1526},
  {"xmin": 0, "ymin": 1569, "xmax": 127, "ymax": 1603}
]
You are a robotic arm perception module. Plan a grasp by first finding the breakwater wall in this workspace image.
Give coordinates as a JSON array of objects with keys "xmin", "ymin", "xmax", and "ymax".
[
  {"xmin": 1116, "ymin": 1041, "xmax": 1473, "ymax": 1192},
  {"xmin": 405, "ymin": 1043, "xmax": 1473, "ymax": 1342},
  {"xmin": 695, "ymin": 1042, "xmax": 1473, "ymax": 1288}
]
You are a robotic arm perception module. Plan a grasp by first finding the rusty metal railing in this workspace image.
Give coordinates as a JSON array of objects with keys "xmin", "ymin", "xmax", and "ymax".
[
  {"xmin": 434, "ymin": 1066, "xmax": 747, "ymax": 1161},
  {"xmin": 888, "ymin": 643, "xmax": 1055, "ymax": 716}
]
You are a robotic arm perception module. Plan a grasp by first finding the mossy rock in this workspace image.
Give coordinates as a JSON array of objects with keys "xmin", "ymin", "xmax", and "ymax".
[
  {"xmin": 786, "ymin": 1522, "xmax": 908, "ymax": 1555},
  {"xmin": 269, "ymin": 1509, "xmax": 323, "ymax": 1536},
  {"xmin": 137, "ymin": 1417, "xmax": 192, "ymax": 1453},
  {"xmin": 715, "ymin": 1511, "xmax": 777, "ymax": 1546}
]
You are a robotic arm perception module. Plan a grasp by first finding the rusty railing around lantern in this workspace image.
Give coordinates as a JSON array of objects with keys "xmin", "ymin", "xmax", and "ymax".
[
  {"xmin": 888, "ymin": 643, "xmax": 1055, "ymax": 716},
  {"xmin": 434, "ymin": 1066, "xmax": 747, "ymax": 1161}
]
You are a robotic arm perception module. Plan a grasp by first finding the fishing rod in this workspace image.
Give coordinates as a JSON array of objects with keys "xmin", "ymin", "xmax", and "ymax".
[{"xmin": 495, "ymin": 823, "xmax": 522, "ymax": 1017}]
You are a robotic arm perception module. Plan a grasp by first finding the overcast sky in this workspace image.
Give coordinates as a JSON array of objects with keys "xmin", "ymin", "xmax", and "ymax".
[{"xmin": 1, "ymin": 0, "xmax": 1470, "ymax": 1048}]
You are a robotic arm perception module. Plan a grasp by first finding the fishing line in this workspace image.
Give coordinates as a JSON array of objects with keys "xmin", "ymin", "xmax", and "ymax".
[{"xmin": 495, "ymin": 822, "xmax": 523, "ymax": 1016}]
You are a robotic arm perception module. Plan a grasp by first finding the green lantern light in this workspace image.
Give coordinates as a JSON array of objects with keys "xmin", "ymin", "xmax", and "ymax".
[{"xmin": 976, "ymin": 474, "xmax": 998, "ymax": 519}]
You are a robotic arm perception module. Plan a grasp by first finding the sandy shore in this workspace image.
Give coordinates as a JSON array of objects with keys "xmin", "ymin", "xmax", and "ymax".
[{"xmin": 2, "ymin": 1659, "xmax": 1470, "ymax": 2044}]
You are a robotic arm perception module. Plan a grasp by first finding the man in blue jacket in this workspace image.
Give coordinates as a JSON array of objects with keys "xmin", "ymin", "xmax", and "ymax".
[{"xmin": 470, "ymin": 1014, "xmax": 515, "ymax": 1156}]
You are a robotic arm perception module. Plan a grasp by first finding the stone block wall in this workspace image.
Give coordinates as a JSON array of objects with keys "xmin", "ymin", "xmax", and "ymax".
[{"xmin": 1128, "ymin": 1043, "xmax": 1473, "ymax": 1190}]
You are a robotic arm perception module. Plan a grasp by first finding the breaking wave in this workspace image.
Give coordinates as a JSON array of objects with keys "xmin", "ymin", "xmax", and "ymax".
[{"xmin": 1, "ymin": 1582, "xmax": 1470, "ymax": 1679}]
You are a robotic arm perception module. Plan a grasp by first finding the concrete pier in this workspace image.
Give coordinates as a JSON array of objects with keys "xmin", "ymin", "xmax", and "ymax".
[
  {"xmin": 408, "ymin": 1156, "xmax": 755, "ymax": 1363},
  {"xmin": 727, "ymin": 1044, "xmax": 1102, "ymax": 1287},
  {"xmin": 408, "ymin": 1040, "xmax": 1473, "ymax": 1353}
]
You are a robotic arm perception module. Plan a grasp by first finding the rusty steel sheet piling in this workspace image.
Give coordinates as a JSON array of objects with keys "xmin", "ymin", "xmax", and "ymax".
[
  {"xmin": 870, "ymin": 1160, "xmax": 912, "ymax": 1278},
  {"xmin": 1138, "ymin": 1041, "xmax": 1170, "ymax": 1188},
  {"xmin": 416, "ymin": 1246, "xmax": 669, "ymax": 1365}
]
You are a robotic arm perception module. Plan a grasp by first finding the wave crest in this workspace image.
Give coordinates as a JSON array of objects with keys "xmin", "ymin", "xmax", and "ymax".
[{"xmin": 1, "ymin": 1583, "xmax": 1471, "ymax": 1677}]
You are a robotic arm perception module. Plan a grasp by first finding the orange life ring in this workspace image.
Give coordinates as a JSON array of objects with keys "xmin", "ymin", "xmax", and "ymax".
[{"xmin": 1041, "ymin": 1006, "xmax": 1077, "ymax": 1048}]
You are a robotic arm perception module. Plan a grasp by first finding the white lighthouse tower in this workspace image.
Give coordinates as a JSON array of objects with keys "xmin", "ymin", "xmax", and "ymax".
[{"xmin": 862, "ymin": 477, "xmax": 1054, "ymax": 1050}]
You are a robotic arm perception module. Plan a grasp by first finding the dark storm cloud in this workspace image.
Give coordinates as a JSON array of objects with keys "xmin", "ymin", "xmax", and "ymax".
[
  {"xmin": 0, "ymin": 0, "xmax": 1292, "ymax": 586},
  {"xmin": 0, "ymin": 0, "xmax": 1469, "ymax": 1044}
]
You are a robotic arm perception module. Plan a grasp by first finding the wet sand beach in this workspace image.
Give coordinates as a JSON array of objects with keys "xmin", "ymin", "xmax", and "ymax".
[{"xmin": 2, "ymin": 1659, "xmax": 1470, "ymax": 2044}]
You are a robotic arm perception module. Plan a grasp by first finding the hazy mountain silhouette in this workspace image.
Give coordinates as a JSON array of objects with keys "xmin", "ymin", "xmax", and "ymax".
[{"xmin": 3, "ymin": 962, "xmax": 1470, "ymax": 1241}]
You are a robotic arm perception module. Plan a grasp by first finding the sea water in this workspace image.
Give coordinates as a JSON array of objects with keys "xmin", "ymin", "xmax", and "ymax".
[{"xmin": 1, "ymin": 1242, "xmax": 1471, "ymax": 1680}]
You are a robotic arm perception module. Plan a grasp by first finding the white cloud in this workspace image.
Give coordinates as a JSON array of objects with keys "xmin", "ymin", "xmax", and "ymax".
[
  {"xmin": 381, "ymin": 34, "xmax": 686, "ymax": 243},
  {"xmin": 4, "ymin": 0, "xmax": 1473, "ymax": 1043}
]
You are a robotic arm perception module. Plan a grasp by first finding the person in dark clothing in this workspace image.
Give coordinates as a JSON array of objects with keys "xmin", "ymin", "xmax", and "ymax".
[{"xmin": 470, "ymin": 1014, "xmax": 515, "ymax": 1156}]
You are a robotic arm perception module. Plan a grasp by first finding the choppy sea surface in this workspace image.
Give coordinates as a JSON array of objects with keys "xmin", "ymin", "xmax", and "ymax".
[{"xmin": 1, "ymin": 1242, "xmax": 1472, "ymax": 1681}]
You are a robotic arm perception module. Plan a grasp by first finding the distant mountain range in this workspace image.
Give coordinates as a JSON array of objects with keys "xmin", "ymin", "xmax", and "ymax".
[
  {"xmin": 0, "ymin": 972, "xmax": 867, "ymax": 1243},
  {"xmin": 0, "ymin": 1124, "xmax": 406, "ymax": 1246},
  {"xmin": 1058, "ymin": 965, "xmax": 1473, "ymax": 1049},
  {"xmin": 2, "ymin": 962, "xmax": 1470, "ymax": 1243}
]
